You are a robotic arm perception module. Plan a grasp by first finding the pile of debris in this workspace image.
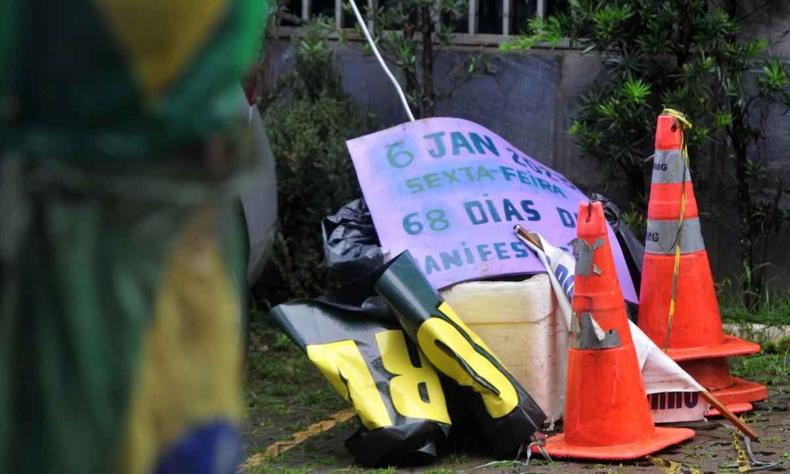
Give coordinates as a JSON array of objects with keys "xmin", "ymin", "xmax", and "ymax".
[{"xmin": 268, "ymin": 111, "xmax": 773, "ymax": 468}]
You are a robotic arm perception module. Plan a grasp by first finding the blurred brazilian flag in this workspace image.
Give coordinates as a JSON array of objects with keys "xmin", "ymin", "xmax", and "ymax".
[{"xmin": 0, "ymin": 0, "xmax": 268, "ymax": 473}]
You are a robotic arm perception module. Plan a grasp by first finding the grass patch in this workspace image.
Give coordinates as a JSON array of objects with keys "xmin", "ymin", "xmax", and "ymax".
[
  {"xmin": 719, "ymin": 293, "xmax": 790, "ymax": 327},
  {"xmin": 719, "ymin": 293, "xmax": 790, "ymax": 384},
  {"xmin": 442, "ymin": 452, "xmax": 470, "ymax": 465},
  {"xmin": 329, "ymin": 467, "xmax": 396, "ymax": 473},
  {"xmin": 246, "ymin": 463, "xmax": 315, "ymax": 474},
  {"xmin": 244, "ymin": 316, "xmax": 348, "ymax": 442},
  {"xmin": 422, "ymin": 468, "xmax": 455, "ymax": 474},
  {"xmin": 729, "ymin": 337, "xmax": 790, "ymax": 385}
]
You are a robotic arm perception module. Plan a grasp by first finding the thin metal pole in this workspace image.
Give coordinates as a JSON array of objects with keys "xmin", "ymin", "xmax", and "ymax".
[
  {"xmin": 368, "ymin": 0, "xmax": 378, "ymax": 34},
  {"xmin": 468, "ymin": 0, "xmax": 478, "ymax": 34},
  {"xmin": 335, "ymin": 0, "xmax": 343, "ymax": 29},
  {"xmin": 347, "ymin": 0, "xmax": 416, "ymax": 121}
]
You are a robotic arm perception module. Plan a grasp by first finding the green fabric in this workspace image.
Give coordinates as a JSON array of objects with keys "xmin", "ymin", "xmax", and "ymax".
[
  {"xmin": 1, "ymin": 0, "xmax": 269, "ymax": 164},
  {"xmin": 0, "ymin": 158, "xmax": 250, "ymax": 474},
  {"xmin": 0, "ymin": 0, "xmax": 18, "ymax": 98},
  {"xmin": 0, "ymin": 0, "xmax": 270, "ymax": 471}
]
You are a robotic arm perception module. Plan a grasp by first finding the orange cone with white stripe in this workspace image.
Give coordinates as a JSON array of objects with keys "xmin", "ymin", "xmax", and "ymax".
[
  {"xmin": 539, "ymin": 201, "xmax": 694, "ymax": 460},
  {"xmin": 637, "ymin": 111, "xmax": 766, "ymax": 414}
]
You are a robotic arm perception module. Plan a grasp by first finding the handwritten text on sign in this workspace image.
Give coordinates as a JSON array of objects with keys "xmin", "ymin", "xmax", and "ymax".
[{"xmin": 347, "ymin": 117, "xmax": 637, "ymax": 301}]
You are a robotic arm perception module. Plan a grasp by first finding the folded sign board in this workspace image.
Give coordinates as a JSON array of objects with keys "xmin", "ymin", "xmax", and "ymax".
[{"xmin": 347, "ymin": 117, "xmax": 637, "ymax": 301}]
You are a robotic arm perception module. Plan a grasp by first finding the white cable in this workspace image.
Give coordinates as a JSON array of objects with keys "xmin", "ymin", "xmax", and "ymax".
[{"xmin": 347, "ymin": 0, "xmax": 416, "ymax": 122}]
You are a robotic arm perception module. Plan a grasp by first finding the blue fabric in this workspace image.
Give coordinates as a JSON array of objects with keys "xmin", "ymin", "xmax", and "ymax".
[{"xmin": 154, "ymin": 422, "xmax": 241, "ymax": 474}]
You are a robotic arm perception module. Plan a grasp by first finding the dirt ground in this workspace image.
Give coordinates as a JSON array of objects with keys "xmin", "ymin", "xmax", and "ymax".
[
  {"xmin": 242, "ymin": 394, "xmax": 789, "ymax": 473},
  {"xmin": 241, "ymin": 326, "xmax": 789, "ymax": 473},
  {"xmin": 241, "ymin": 314, "xmax": 790, "ymax": 474}
]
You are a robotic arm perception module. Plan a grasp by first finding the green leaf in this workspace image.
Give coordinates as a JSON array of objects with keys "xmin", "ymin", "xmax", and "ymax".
[
  {"xmin": 499, "ymin": 15, "xmax": 566, "ymax": 51},
  {"xmin": 568, "ymin": 120, "xmax": 583, "ymax": 136},
  {"xmin": 592, "ymin": 4, "xmax": 634, "ymax": 40},
  {"xmin": 745, "ymin": 39, "xmax": 768, "ymax": 58},
  {"xmin": 714, "ymin": 111, "xmax": 733, "ymax": 130},
  {"xmin": 760, "ymin": 59, "xmax": 790, "ymax": 91},
  {"xmin": 595, "ymin": 98, "xmax": 619, "ymax": 119},
  {"xmin": 622, "ymin": 79, "xmax": 651, "ymax": 104}
]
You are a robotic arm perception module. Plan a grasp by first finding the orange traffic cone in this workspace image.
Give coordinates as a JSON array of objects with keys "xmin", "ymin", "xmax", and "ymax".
[
  {"xmin": 637, "ymin": 112, "xmax": 767, "ymax": 414},
  {"xmin": 540, "ymin": 201, "xmax": 694, "ymax": 460}
]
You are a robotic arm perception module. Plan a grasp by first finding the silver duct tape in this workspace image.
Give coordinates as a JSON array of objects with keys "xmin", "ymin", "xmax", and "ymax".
[
  {"xmin": 572, "ymin": 312, "xmax": 621, "ymax": 350},
  {"xmin": 651, "ymin": 150, "xmax": 692, "ymax": 184},
  {"xmin": 645, "ymin": 217, "xmax": 706, "ymax": 254}
]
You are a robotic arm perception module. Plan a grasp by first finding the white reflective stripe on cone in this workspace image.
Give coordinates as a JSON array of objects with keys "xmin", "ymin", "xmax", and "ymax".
[
  {"xmin": 652, "ymin": 150, "xmax": 692, "ymax": 184},
  {"xmin": 645, "ymin": 218, "xmax": 706, "ymax": 254}
]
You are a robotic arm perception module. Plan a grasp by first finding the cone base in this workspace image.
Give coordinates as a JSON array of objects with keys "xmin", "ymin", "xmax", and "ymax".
[
  {"xmin": 709, "ymin": 376, "xmax": 767, "ymax": 406},
  {"xmin": 666, "ymin": 335, "xmax": 761, "ymax": 362},
  {"xmin": 706, "ymin": 402, "xmax": 753, "ymax": 418},
  {"xmin": 537, "ymin": 427, "xmax": 695, "ymax": 461}
]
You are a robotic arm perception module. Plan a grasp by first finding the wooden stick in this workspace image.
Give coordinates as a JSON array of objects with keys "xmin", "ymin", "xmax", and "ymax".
[
  {"xmin": 514, "ymin": 224, "xmax": 543, "ymax": 250},
  {"xmin": 700, "ymin": 390, "xmax": 759, "ymax": 441}
]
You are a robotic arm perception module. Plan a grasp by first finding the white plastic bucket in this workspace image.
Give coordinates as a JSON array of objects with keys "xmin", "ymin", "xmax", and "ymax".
[{"xmin": 441, "ymin": 274, "xmax": 567, "ymax": 425}]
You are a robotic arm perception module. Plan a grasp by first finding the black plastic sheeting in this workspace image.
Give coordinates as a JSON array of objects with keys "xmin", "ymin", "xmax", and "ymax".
[
  {"xmin": 590, "ymin": 193, "xmax": 645, "ymax": 295},
  {"xmin": 322, "ymin": 199, "xmax": 383, "ymax": 284},
  {"xmin": 588, "ymin": 194, "xmax": 645, "ymax": 321},
  {"xmin": 270, "ymin": 276, "xmax": 449, "ymax": 466},
  {"xmin": 376, "ymin": 252, "xmax": 546, "ymax": 457},
  {"xmin": 270, "ymin": 251, "xmax": 546, "ymax": 466}
]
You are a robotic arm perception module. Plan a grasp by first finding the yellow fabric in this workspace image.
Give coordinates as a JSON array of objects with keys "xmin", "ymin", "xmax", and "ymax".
[
  {"xmin": 118, "ymin": 208, "xmax": 243, "ymax": 474},
  {"xmin": 416, "ymin": 303, "xmax": 519, "ymax": 419},
  {"xmin": 374, "ymin": 330, "xmax": 450, "ymax": 424},
  {"xmin": 438, "ymin": 302, "xmax": 503, "ymax": 365},
  {"xmin": 93, "ymin": 0, "xmax": 227, "ymax": 99},
  {"xmin": 306, "ymin": 340, "xmax": 393, "ymax": 430}
]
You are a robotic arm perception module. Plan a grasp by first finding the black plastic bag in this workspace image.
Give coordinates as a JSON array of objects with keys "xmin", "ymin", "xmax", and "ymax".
[
  {"xmin": 322, "ymin": 198, "xmax": 383, "ymax": 284},
  {"xmin": 590, "ymin": 193, "xmax": 644, "ymax": 295}
]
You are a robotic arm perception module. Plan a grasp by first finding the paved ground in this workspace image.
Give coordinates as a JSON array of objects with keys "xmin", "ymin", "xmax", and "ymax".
[{"xmin": 241, "ymin": 325, "xmax": 790, "ymax": 473}]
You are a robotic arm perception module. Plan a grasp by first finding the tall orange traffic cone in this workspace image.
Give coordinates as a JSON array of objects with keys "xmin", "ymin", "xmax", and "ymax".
[
  {"xmin": 540, "ymin": 201, "xmax": 694, "ymax": 460},
  {"xmin": 637, "ymin": 111, "xmax": 767, "ymax": 414}
]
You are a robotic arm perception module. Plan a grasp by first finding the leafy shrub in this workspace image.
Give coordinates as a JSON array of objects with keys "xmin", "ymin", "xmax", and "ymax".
[
  {"xmin": 505, "ymin": 1, "xmax": 790, "ymax": 306},
  {"xmin": 358, "ymin": 0, "xmax": 468, "ymax": 118},
  {"xmin": 261, "ymin": 20, "xmax": 378, "ymax": 305}
]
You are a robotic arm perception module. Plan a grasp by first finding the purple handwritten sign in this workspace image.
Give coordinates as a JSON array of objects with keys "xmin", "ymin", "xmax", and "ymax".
[{"xmin": 347, "ymin": 117, "xmax": 637, "ymax": 302}]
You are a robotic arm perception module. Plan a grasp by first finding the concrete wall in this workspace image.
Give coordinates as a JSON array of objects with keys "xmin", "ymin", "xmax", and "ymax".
[
  {"xmin": 734, "ymin": 2, "xmax": 790, "ymax": 288},
  {"xmin": 740, "ymin": 2, "xmax": 790, "ymax": 178},
  {"xmin": 265, "ymin": 40, "xmax": 621, "ymax": 197},
  {"xmin": 264, "ymin": 7, "xmax": 790, "ymax": 287}
]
